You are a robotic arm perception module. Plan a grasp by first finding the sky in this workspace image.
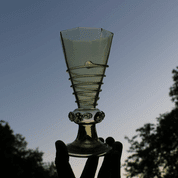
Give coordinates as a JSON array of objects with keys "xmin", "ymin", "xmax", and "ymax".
[{"xmin": 0, "ymin": 0, "xmax": 178, "ymax": 177}]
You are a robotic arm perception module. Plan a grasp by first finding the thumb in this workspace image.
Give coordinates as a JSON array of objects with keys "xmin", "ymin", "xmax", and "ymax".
[
  {"xmin": 55, "ymin": 140, "xmax": 69, "ymax": 163},
  {"xmin": 55, "ymin": 140, "xmax": 75, "ymax": 178}
]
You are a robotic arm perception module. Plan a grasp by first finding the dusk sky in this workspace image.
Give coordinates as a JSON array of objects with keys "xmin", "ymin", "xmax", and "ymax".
[{"xmin": 1, "ymin": 1, "xmax": 178, "ymax": 177}]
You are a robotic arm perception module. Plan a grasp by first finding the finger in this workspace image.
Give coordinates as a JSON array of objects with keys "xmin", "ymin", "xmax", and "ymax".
[
  {"xmin": 55, "ymin": 140, "xmax": 76, "ymax": 178},
  {"xmin": 80, "ymin": 155, "xmax": 99, "ymax": 178},
  {"xmin": 110, "ymin": 142, "xmax": 123, "ymax": 178},
  {"xmin": 97, "ymin": 137, "xmax": 115, "ymax": 178},
  {"xmin": 112, "ymin": 141, "xmax": 122, "ymax": 158},
  {"xmin": 97, "ymin": 153, "xmax": 111, "ymax": 178}
]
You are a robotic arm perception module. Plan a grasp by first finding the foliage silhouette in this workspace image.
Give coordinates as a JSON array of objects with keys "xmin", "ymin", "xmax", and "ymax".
[
  {"xmin": 0, "ymin": 120, "xmax": 58, "ymax": 178},
  {"xmin": 169, "ymin": 66, "xmax": 178, "ymax": 107},
  {"xmin": 123, "ymin": 66, "xmax": 178, "ymax": 177}
]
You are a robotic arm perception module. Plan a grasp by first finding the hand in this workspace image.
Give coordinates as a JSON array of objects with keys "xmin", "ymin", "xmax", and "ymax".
[{"xmin": 55, "ymin": 137, "xmax": 123, "ymax": 178}]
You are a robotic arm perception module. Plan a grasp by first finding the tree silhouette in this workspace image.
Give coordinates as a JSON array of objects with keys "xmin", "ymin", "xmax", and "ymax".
[
  {"xmin": 0, "ymin": 120, "xmax": 58, "ymax": 178},
  {"xmin": 123, "ymin": 66, "xmax": 178, "ymax": 177},
  {"xmin": 169, "ymin": 66, "xmax": 178, "ymax": 107}
]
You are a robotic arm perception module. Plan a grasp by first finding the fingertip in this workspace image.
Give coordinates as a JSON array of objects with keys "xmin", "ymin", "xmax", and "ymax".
[
  {"xmin": 55, "ymin": 140, "xmax": 66, "ymax": 150},
  {"xmin": 99, "ymin": 137, "xmax": 104, "ymax": 143},
  {"xmin": 112, "ymin": 142, "xmax": 123, "ymax": 159},
  {"xmin": 113, "ymin": 141, "xmax": 123, "ymax": 152},
  {"xmin": 106, "ymin": 137, "xmax": 115, "ymax": 146},
  {"xmin": 55, "ymin": 140, "xmax": 68, "ymax": 158}
]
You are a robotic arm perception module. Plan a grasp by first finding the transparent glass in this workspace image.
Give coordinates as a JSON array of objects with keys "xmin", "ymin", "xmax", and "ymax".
[{"xmin": 60, "ymin": 27, "xmax": 114, "ymax": 157}]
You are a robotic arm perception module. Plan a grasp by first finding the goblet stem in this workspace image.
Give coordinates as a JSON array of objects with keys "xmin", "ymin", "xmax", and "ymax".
[{"xmin": 67, "ymin": 123, "xmax": 111, "ymax": 157}]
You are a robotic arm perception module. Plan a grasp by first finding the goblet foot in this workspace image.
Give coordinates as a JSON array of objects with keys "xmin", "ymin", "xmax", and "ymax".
[
  {"xmin": 66, "ymin": 123, "xmax": 111, "ymax": 157},
  {"xmin": 67, "ymin": 139, "xmax": 111, "ymax": 157}
]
